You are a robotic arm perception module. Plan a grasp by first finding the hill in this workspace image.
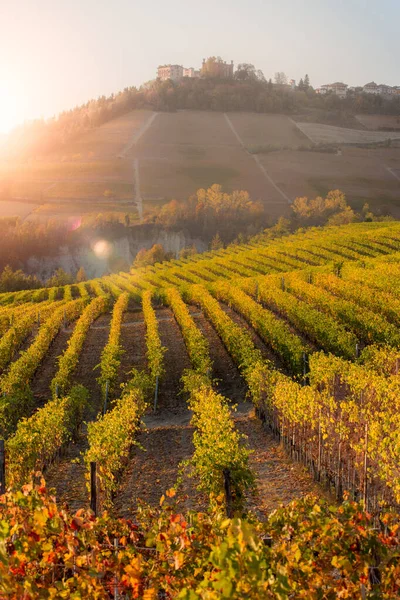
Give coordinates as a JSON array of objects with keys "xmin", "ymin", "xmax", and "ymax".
[
  {"xmin": 1, "ymin": 108, "xmax": 400, "ymax": 228},
  {"xmin": 1, "ymin": 221, "xmax": 400, "ymax": 595}
]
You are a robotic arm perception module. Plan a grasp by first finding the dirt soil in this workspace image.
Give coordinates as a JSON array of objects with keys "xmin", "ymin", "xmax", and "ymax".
[
  {"xmin": 116, "ymin": 311, "xmax": 148, "ymax": 394},
  {"xmin": 258, "ymin": 146, "xmax": 400, "ymax": 212},
  {"xmin": 296, "ymin": 122, "xmax": 400, "ymax": 144},
  {"xmin": 114, "ymin": 307, "xmax": 205, "ymax": 517},
  {"xmin": 31, "ymin": 325, "xmax": 75, "ymax": 405},
  {"xmin": 235, "ymin": 403, "xmax": 323, "ymax": 519},
  {"xmin": 228, "ymin": 113, "xmax": 310, "ymax": 148},
  {"xmin": 45, "ymin": 315, "xmax": 111, "ymax": 512}
]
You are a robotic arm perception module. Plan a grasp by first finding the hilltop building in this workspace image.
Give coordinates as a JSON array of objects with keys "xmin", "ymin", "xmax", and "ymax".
[
  {"xmin": 201, "ymin": 58, "xmax": 234, "ymax": 78},
  {"xmin": 316, "ymin": 82, "xmax": 348, "ymax": 97},
  {"xmin": 363, "ymin": 82, "xmax": 398, "ymax": 95},
  {"xmin": 157, "ymin": 64, "xmax": 200, "ymax": 81}
]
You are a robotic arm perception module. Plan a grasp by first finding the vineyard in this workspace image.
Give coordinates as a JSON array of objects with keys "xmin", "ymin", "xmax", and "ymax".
[{"xmin": 1, "ymin": 220, "xmax": 400, "ymax": 597}]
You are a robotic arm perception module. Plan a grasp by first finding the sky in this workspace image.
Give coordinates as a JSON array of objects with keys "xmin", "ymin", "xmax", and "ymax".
[{"xmin": 0, "ymin": 0, "xmax": 399, "ymax": 133}]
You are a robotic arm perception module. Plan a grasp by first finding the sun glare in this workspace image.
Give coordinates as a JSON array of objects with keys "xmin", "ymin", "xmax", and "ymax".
[{"xmin": 0, "ymin": 83, "xmax": 25, "ymax": 134}]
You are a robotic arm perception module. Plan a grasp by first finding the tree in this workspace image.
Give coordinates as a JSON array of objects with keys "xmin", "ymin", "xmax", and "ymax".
[
  {"xmin": 298, "ymin": 78, "xmax": 305, "ymax": 91},
  {"xmin": 256, "ymin": 69, "xmax": 266, "ymax": 82},
  {"xmin": 292, "ymin": 190, "xmax": 350, "ymax": 226},
  {"xmin": 46, "ymin": 268, "xmax": 73, "ymax": 288},
  {"xmin": 304, "ymin": 74, "xmax": 310, "ymax": 90},
  {"xmin": 179, "ymin": 245, "xmax": 198, "ymax": 259},
  {"xmin": 235, "ymin": 64, "xmax": 257, "ymax": 81},
  {"xmin": 274, "ymin": 72, "xmax": 288, "ymax": 86},
  {"xmin": 76, "ymin": 267, "xmax": 87, "ymax": 283},
  {"xmin": 133, "ymin": 244, "xmax": 172, "ymax": 269},
  {"xmin": 0, "ymin": 266, "xmax": 40, "ymax": 293},
  {"xmin": 210, "ymin": 233, "xmax": 224, "ymax": 251}
]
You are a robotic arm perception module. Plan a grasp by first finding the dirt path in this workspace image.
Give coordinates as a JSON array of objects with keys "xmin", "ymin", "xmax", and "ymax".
[
  {"xmin": 116, "ymin": 311, "xmax": 147, "ymax": 394},
  {"xmin": 45, "ymin": 315, "xmax": 111, "ymax": 512},
  {"xmin": 114, "ymin": 307, "xmax": 205, "ymax": 518},
  {"xmin": 188, "ymin": 306, "xmax": 246, "ymax": 402},
  {"xmin": 234, "ymin": 403, "xmax": 323, "ymax": 519},
  {"xmin": 31, "ymin": 326, "xmax": 75, "ymax": 405}
]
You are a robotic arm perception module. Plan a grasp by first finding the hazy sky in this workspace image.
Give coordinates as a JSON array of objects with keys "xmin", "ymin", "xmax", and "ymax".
[{"xmin": 0, "ymin": 0, "xmax": 399, "ymax": 132}]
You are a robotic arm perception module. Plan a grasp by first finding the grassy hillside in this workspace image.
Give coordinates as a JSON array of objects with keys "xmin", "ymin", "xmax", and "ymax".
[{"xmin": 1, "ymin": 221, "xmax": 400, "ymax": 596}]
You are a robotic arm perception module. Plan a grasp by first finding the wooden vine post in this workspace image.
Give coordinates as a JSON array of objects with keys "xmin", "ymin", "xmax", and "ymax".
[
  {"xmin": 0, "ymin": 440, "xmax": 5, "ymax": 495},
  {"xmin": 103, "ymin": 381, "xmax": 109, "ymax": 415},
  {"xmin": 154, "ymin": 376, "xmax": 159, "ymax": 411},
  {"xmin": 223, "ymin": 468, "xmax": 233, "ymax": 518},
  {"xmin": 363, "ymin": 422, "xmax": 369, "ymax": 507},
  {"xmin": 90, "ymin": 461, "xmax": 97, "ymax": 516}
]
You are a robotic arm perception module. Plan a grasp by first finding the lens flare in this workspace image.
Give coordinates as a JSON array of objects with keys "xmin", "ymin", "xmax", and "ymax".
[{"xmin": 93, "ymin": 240, "xmax": 112, "ymax": 258}]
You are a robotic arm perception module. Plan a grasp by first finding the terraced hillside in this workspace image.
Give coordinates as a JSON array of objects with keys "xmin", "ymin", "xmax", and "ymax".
[{"xmin": 0, "ymin": 220, "xmax": 399, "ymax": 519}]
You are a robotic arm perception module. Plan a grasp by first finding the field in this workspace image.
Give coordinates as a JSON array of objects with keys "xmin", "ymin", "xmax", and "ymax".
[
  {"xmin": 1, "ymin": 222, "xmax": 400, "ymax": 594},
  {"xmin": 1, "ymin": 109, "xmax": 400, "ymax": 224},
  {"xmin": 258, "ymin": 145, "xmax": 400, "ymax": 214},
  {"xmin": 0, "ymin": 111, "xmax": 153, "ymax": 223},
  {"xmin": 227, "ymin": 112, "xmax": 311, "ymax": 149},
  {"xmin": 356, "ymin": 113, "xmax": 400, "ymax": 130},
  {"xmin": 129, "ymin": 110, "xmax": 291, "ymax": 219},
  {"xmin": 296, "ymin": 121, "xmax": 400, "ymax": 144}
]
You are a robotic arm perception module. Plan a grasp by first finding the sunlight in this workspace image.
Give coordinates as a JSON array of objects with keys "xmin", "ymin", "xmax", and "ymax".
[{"xmin": 0, "ymin": 82, "xmax": 25, "ymax": 133}]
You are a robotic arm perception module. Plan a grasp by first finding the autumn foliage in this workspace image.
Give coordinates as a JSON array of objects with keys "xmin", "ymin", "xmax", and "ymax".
[{"xmin": 0, "ymin": 480, "xmax": 399, "ymax": 598}]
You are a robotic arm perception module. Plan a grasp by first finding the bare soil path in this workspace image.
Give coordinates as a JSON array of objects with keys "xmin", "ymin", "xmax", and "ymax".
[
  {"xmin": 115, "ymin": 308, "xmax": 205, "ymax": 518},
  {"xmin": 234, "ymin": 403, "xmax": 323, "ymax": 519},
  {"xmin": 45, "ymin": 315, "xmax": 111, "ymax": 512},
  {"xmin": 188, "ymin": 305, "xmax": 246, "ymax": 402},
  {"xmin": 116, "ymin": 311, "xmax": 148, "ymax": 394},
  {"xmin": 31, "ymin": 326, "xmax": 75, "ymax": 405}
]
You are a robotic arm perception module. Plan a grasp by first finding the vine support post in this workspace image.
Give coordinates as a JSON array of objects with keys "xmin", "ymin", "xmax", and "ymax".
[
  {"xmin": 317, "ymin": 410, "xmax": 322, "ymax": 481},
  {"xmin": 90, "ymin": 462, "xmax": 97, "ymax": 517},
  {"xmin": 37, "ymin": 310, "xmax": 41, "ymax": 326},
  {"xmin": 363, "ymin": 422, "xmax": 369, "ymax": 508},
  {"xmin": 223, "ymin": 468, "xmax": 233, "ymax": 518},
  {"xmin": 63, "ymin": 309, "xmax": 66, "ymax": 330},
  {"xmin": 355, "ymin": 343, "xmax": 360, "ymax": 359},
  {"xmin": 114, "ymin": 538, "xmax": 119, "ymax": 600},
  {"xmin": 302, "ymin": 352, "xmax": 308, "ymax": 386},
  {"xmin": 281, "ymin": 276, "xmax": 285, "ymax": 291},
  {"xmin": 396, "ymin": 357, "xmax": 399, "ymax": 375},
  {"xmin": 103, "ymin": 381, "xmax": 109, "ymax": 415},
  {"xmin": 154, "ymin": 376, "xmax": 159, "ymax": 412},
  {"xmin": 0, "ymin": 440, "xmax": 5, "ymax": 495}
]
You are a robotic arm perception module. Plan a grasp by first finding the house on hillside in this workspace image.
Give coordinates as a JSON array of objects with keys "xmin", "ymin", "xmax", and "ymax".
[
  {"xmin": 316, "ymin": 82, "xmax": 348, "ymax": 97},
  {"xmin": 363, "ymin": 82, "xmax": 396, "ymax": 95}
]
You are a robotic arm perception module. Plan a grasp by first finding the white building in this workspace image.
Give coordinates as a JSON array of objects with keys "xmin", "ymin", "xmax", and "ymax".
[
  {"xmin": 363, "ymin": 82, "xmax": 396, "ymax": 95},
  {"xmin": 316, "ymin": 82, "xmax": 348, "ymax": 98},
  {"xmin": 157, "ymin": 64, "xmax": 200, "ymax": 81},
  {"xmin": 157, "ymin": 64, "xmax": 183, "ymax": 81}
]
